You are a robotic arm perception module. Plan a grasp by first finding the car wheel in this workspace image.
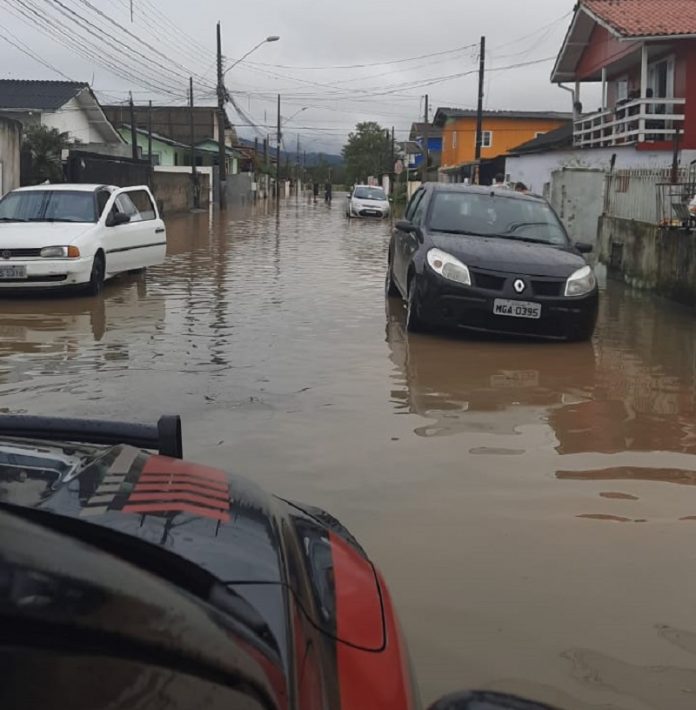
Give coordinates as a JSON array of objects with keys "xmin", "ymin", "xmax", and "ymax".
[
  {"xmin": 86, "ymin": 253, "xmax": 105, "ymax": 297},
  {"xmin": 385, "ymin": 256, "xmax": 399, "ymax": 298},
  {"xmin": 406, "ymin": 276, "xmax": 426, "ymax": 332}
]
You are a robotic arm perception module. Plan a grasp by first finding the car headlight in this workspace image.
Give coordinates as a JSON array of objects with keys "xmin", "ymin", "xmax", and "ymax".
[
  {"xmin": 427, "ymin": 248, "xmax": 471, "ymax": 286},
  {"xmin": 40, "ymin": 246, "xmax": 80, "ymax": 258},
  {"xmin": 565, "ymin": 265, "xmax": 596, "ymax": 296}
]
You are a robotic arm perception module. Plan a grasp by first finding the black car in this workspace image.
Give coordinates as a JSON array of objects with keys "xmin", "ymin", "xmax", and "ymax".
[
  {"xmin": 0, "ymin": 414, "xmax": 559, "ymax": 710},
  {"xmin": 386, "ymin": 184, "xmax": 598, "ymax": 340}
]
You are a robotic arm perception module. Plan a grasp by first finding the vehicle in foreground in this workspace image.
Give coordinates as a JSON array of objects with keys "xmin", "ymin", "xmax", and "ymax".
[
  {"xmin": 0, "ymin": 184, "xmax": 166, "ymax": 295},
  {"xmin": 386, "ymin": 184, "xmax": 598, "ymax": 340},
  {"xmin": 346, "ymin": 184, "xmax": 391, "ymax": 219},
  {"xmin": 0, "ymin": 414, "xmax": 560, "ymax": 710}
]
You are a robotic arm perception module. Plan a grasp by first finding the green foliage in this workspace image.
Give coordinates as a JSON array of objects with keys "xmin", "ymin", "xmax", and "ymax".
[
  {"xmin": 342, "ymin": 122, "xmax": 392, "ymax": 185},
  {"xmin": 23, "ymin": 125, "xmax": 70, "ymax": 183}
]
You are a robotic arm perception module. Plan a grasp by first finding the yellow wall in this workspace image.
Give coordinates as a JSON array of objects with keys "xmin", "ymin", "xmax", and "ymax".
[{"xmin": 440, "ymin": 116, "xmax": 568, "ymax": 168}]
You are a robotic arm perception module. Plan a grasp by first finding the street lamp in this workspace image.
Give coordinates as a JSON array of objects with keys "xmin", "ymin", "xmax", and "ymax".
[
  {"xmin": 223, "ymin": 36, "xmax": 280, "ymax": 77},
  {"xmin": 217, "ymin": 29, "xmax": 280, "ymax": 208},
  {"xmin": 283, "ymin": 106, "xmax": 309, "ymax": 125}
]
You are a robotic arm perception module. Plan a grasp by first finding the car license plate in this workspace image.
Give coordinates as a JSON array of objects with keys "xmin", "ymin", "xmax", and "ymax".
[
  {"xmin": 0, "ymin": 265, "xmax": 26, "ymax": 280},
  {"xmin": 493, "ymin": 299, "xmax": 541, "ymax": 319}
]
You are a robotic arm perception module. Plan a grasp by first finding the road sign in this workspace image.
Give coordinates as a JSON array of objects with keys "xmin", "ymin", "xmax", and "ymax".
[{"xmin": 394, "ymin": 160, "xmax": 404, "ymax": 175}]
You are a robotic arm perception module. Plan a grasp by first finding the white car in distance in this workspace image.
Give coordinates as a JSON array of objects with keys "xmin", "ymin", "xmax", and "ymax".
[
  {"xmin": 346, "ymin": 185, "xmax": 391, "ymax": 219},
  {"xmin": 0, "ymin": 184, "xmax": 166, "ymax": 295}
]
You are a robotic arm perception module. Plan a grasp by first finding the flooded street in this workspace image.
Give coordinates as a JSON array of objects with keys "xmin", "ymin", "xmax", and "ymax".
[{"xmin": 3, "ymin": 196, "xmax": 696, "ymax": 709}]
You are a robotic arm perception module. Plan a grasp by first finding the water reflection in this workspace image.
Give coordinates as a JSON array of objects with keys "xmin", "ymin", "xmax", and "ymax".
[{"xmin": 385, "ymin": 297, "xmax": 597, "ymax": 439}]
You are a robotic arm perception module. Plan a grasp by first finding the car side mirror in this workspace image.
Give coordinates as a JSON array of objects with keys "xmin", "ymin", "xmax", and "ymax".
[
  {"xmin": 107, "ymin": 212, "xmax": 130, "ymax": 227},
  {"xmin": 395, "ymin": 219, "xmax": 416, "ymax": 233},
  {"xmin": 574, "ymin": 241, "xmax": 593, "ymax": 254}
]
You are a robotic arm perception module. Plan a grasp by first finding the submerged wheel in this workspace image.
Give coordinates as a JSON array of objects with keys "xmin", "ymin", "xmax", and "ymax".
[
  {"xmin": 86, "ymin": 252, "xmax": 105, "ymax": 296},
  {"xmin": 385, "ymin": 256, "xmax": 399, "ymax": 298},
  {"xmin": 406, "ymin": 276, "xmax": 426, "ymax": 332}
]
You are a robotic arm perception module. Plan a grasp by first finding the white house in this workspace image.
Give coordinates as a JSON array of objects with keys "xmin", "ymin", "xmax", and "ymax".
[{"xmin": 0, "ymin": 80, "xmax": 124, "ymax": 153}]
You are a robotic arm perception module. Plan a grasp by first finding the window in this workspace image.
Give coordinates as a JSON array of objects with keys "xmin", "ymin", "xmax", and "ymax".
[
  {"xmin": 0, "ymin": 190, "xmax": 97, "ymax": 223},
  {"xmin": 96, "ymin": 189, "xmax": 110, "ymax": 218},
  {"xmin": 412, "ymin": 192, "xmax": 428, "ymax": 225},
  {"xmin": 617, "ymin": 78, "xmax": 629, "ymax": 102},
  {"xmin": 150, "ymin": 153, "xmax": 161, "ymax": 166},
  {"xmin": 354, "ymin": 186, "xmax": 386, "ymax": 201},
  {"xmin": 127, "ymin": 189, "xmax": 157, "ymax": 221},
  {"xmin": 535, "ymin": 132, "xmax": 546, "ymax": 139},
  {"xmin": 174, "ymin": 153, "xmax": 179, "ymax": 167},
  {"xmin": 482, "ymin": 131, "xmax": 492, "ymax": 148},
  {"xmin": 452, "ymin": 131, "xmax": 457, "ymax": 149},
  {"xmin": 405, "ymin": 189, "xmax": 424, "ymax": 221}
]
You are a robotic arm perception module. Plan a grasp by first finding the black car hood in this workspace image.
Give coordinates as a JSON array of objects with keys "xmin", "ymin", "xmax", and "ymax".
[{"xmin": 430, "ymin": 232, "xmax": 586, "ymax": 277}]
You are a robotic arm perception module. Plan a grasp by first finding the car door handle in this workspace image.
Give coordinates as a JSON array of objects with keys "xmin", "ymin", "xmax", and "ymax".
[{"xmin": 155, "ymin": 227, "xmax": 165, "ymax": 234}]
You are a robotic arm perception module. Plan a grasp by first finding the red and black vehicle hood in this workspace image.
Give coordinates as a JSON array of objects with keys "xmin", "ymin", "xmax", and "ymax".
[{"xmin": 0, "ymin": 437, "xmax": 416, "ymax": 709}]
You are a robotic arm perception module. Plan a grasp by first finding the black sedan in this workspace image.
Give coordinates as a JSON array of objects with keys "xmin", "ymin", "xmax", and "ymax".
[{"xmin": 386, "ymin": 184, "xmax": 598, "ymax": 340}]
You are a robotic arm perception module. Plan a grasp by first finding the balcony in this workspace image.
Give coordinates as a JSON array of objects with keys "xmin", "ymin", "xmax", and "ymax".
[{"xmin": 573, "ymin": 98, "xmax": 685, "ymax": 148}]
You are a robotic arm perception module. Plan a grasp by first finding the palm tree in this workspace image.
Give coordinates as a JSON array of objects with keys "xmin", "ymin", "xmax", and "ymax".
[{"xmin": 23, "ymin": 125, "xmax": 70, "ymax": 184}]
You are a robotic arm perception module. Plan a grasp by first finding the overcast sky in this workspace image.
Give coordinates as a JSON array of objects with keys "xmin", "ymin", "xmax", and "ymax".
[{"xmin": 0, "ymin": 0, "xmax": 600, "ymax": 153}]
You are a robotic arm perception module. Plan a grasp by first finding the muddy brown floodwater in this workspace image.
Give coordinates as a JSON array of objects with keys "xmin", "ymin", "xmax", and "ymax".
[{"xmin": 3, "ymin": 196, "xmax": 696, "ymax": 708}]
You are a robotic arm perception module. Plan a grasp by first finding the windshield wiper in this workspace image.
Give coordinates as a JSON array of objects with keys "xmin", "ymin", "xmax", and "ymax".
[
  {"xmin": 491, "ymin": 233, "xmax": 554, "ymax": 245},
  {"xmin": 433, "ymin": 228, "xmax": 494, "ymax": 237}
]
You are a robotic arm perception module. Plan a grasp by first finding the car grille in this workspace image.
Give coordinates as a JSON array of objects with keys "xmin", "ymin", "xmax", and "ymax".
[
  {"xmin": 472, "ymin": 270, "xmax": 506, "ymax": 291},
  {"xmin": 531, "ymin": 280, "xmax": 564, "ymax": 297},
  {"xmin": 0, "ymin": 248, "xmax": 42, "ymax": 259}
]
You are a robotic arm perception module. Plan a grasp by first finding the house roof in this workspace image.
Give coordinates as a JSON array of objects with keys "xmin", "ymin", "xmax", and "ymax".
[
  {"xmin": 409, "ymin": 122, "xmax": 443, "ymax": 140},
  {"xmin": 0, "ymin": 80, "xmax": 89, "ymax": 110},
  {"xmin": 433, "ymin": 107, "xmax": 572, "ymax": 126},
  {"xmin": 552, "ymin": 1, "xmax": 696, "ymax": 83},
  {"xmin": 506, "ymin": 123, "xmax": 574, "ymax": 156},
  {"xmin": 583, "ymin": 0, "xmax": 696, "ymax": 38}
]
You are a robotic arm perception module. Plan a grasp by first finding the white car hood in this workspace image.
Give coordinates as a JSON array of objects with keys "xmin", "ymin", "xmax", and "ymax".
[
  {"xmin": 0, "ymin": 222, "xmax": 96, "ymax": 248},
  {"xmin": 352, "ymin": 199, "xmax": 389, "ymax": 209}
]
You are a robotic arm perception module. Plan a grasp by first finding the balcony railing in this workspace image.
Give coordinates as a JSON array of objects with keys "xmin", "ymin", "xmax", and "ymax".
[{"xmin": 573, "ymin": 98, "xmax": 685, "ymax": 148}]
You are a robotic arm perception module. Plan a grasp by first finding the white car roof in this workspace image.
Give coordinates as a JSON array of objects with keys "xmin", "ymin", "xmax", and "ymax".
[{"xmin": 12, "ymin": 184, "xmax": 115, "ymax": 193}]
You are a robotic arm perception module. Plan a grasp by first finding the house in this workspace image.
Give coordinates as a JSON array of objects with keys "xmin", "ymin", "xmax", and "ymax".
[
  {"xmin": 0, "ymin": 80, "xmax": 124, "ymax": 152},
  {"xmin": 435, "ymin": 108, "xmax": 572, "ymax": 183},
  {"xmin": 0, "ymin": 116, "xmax": 21, "ymax": 196},
  {"xmin": 116, "ymin": 126, "xmax": 240, "ymax": 173},
  {"xmin": 408, "ymin": 122, "xmax": 443, "ymax": 173},
  {"xmin": 551, "ymin": 0, "xmax": 696, "ymax": 158},
  {"xmin": 102, "ymin": 104, "xmax": 237, "ymax": 152}
]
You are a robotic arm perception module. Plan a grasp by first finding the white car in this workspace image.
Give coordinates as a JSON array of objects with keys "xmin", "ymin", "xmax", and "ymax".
[
  {"xmin": 346, "ymin": 185, "xmax": 391, "ymax": 219},
  {"xmin": 0, "ymin": 184, "xmax": 166, "ymax": 295}
]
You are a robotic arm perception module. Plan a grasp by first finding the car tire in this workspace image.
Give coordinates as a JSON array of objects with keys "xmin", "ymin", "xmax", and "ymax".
[
  {"xmin": 406, "ymin": 276, "xmax": 426, "ymax": 332},
  {"xmin": 385, "ymin": 256, "xmax": 399, "ymax": 298},
  {"xmin": 86, "ymin": 253, "xmax": 105, "ymax": 297}
]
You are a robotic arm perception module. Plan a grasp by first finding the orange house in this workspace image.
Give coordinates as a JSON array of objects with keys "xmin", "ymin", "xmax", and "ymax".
[{"xmin": 434, "ymin": 108, "xmax": 571, "ymax": 180}]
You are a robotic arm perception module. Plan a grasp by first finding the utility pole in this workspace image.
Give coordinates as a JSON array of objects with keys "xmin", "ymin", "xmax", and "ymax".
[
  {"xmin": 296, "ymin": 133, "xmax": 300, "ymax": 196},
  {"xmin": 423, "ymin": 94, "xmax": 429, "ymax": 184},
  {"xmin": 190, "ymin": 77, "xmax": 199, "ymax": 209},
  {"xmin": 276, "ymin": 94, "xmax": 281, "ymax": 199},
  {"xmin": 216, "ymin": 22, "xmax": 227, "ymax": 209},
  {"xmin": 147, "ymin": 99, "xmax": 153, "ymax": 166},
  {"xmin": 129, "ymin": 92, "xmax": 138, "ymax": 161},
  {"xmin": 474, "ymin": 36, "xmax": 486, "ymax": 183}
]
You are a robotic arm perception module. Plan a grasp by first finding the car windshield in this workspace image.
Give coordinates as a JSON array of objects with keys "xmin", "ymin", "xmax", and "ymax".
[
  {"xmin": 429, "ymin": 191, "xmax": 569, "ymax": 245},
  {"xmin": 354, "ymin": 187, "xmax": 386, "ymax": 201},
  {"xmin": 0, "ymin": 190, "xmax": 97, "ymax": 223}
]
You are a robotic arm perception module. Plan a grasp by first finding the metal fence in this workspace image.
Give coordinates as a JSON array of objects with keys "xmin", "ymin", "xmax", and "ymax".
[{"xmin": 603, "ymin": 168, "xmax": 690, "ymax": 224}]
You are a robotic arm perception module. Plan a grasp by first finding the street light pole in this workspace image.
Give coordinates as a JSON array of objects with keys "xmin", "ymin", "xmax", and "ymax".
[
  {"xmin": 216, "ymin": 22, "xmax": 226, "ymax": 209},
  {"xmin": 276, "ymin": 94, "xmax": 281, "ymax": 200}
]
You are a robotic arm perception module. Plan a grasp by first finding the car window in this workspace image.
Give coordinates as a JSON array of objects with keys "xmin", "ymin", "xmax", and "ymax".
[
  {"xmin": 128, "ymin": 189, "xmax": 157, "ymax": 221},
  {"xmin": 411, "ymin": 191, "xmax": 428, "ymax": 226},
  {"xmin": 0, "ymin": 190, "xmax": 97, "ymax": 223},
  {"xmin": 429, "ymin": 191, "xmax": 569, "ymax": 245},
  {"xmin": 405, "ymin": 190, "xmax": 424, "ymax": 221},
  {"xmin": 353, "ymin": 187, "xmax": 386, "ymax": 201},
  {"xmin": 96, "ymin": 190, "xmax": 110, "ymax": 219}
]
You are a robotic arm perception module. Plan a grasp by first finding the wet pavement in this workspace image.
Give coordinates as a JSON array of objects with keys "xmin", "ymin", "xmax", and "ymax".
[{"xmin": 3, "ymin": 196, "xmax": 696, "ymax": 709}]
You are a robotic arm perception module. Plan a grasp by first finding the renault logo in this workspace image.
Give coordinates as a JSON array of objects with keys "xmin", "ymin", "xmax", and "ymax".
[
  {"xmin": 1, "ymin": 250, "xmax": 10, "ymax": 260},
  {"xmin": 513, "ymin": 279, "xmax": 526, "ymax": 294}
]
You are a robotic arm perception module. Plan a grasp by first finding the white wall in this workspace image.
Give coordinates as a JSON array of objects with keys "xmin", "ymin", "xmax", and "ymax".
[
  {"xmin": 506, "ymin": 146, "xmax": 696, "ymax": 196},
  {"xmin": 42, "ymin": 96, "xmax": 94, "ymax": 143}
]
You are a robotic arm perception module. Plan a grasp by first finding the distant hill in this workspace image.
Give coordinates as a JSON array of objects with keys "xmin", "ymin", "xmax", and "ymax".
[{"xmin": 235, "ymin": 138, "xmax": 343, "ymax": 166}]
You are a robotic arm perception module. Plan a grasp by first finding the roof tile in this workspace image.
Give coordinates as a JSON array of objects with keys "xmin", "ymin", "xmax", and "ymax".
[{"xmin": 584, "ymin": 0, "xmax": 696, "ymax": 37}]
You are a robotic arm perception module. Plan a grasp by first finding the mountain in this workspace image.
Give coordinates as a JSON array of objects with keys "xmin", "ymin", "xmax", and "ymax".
[{"xmin": 235, "ymin": 138, "xmax": 343, "ymax": 166}]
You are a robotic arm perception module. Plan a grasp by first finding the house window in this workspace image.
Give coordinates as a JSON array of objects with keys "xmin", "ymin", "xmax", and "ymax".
[
  {"xmin": 617, "ymin": 78, "xmax": 629, "ymax": 102},
  {"xmin": 535, "ymin": 131, "xmax": 546, "ymax": 139},
  {"xmin": 150, "ymin": 153, "xmax": 161, "ymax": 166},
  {"xmin": 174, "ymin": 153, "xmax": 179, "ymax": 166},
  {"xmin": 477, "ymin": 131, "xmax": 492, "ymax": 148},
  {"xmin": 452, "ymin": 131, "xmax": 457, "ymax": 149}
]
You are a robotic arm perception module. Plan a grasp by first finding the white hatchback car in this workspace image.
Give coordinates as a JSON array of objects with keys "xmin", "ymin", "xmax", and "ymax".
[
  {"xmin": 0, "ymin": 183, "xmax": 166, "ymax": 295},
  {"xmin": 346, "ymin": 185, "xmax": 391, "ymax": 219}
]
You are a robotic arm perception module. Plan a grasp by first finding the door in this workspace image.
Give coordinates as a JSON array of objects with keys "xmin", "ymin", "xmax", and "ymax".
[
  {"xmin": 393, "ymin": 189, "xmax": 425, "ymax": 292},
  {"xmin": 101, "ymin": 187, "xmax": 165, "ymax": 275}
]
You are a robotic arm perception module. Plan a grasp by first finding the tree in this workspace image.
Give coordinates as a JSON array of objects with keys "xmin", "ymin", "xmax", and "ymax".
[
  {"xmin": 342, "ymin": 122, "xmax": 392, "ymax": 185},
  {"xmin": 23, "ymin": 125, "xmax": 70, "ymax": 183}
]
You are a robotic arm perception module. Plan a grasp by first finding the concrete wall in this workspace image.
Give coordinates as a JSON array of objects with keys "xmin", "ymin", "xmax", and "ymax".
[
  {"xmin": 0, "ymin": 117, "xmax": 21, "ymax": 196},
  {"xmin": 506, "ymin": 145, "xmax": 696, "ymax": 196},
  {"xmin": 597, "ymin": 215, "xmax": 696, "ymax": 304},
  {"xmin": 152, "ymin": 171, "xmax": 210, "ymax": 215},
  {"xmin": 549, "ymin": 168, "xmax": 606, "ymax": 249}
]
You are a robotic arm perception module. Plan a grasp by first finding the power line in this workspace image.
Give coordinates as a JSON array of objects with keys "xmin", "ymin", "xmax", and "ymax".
[{"xmin": 0, "ymin": 27, "xmax": 73, "ymax": 80}]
